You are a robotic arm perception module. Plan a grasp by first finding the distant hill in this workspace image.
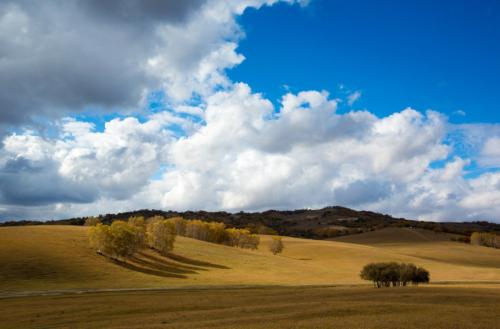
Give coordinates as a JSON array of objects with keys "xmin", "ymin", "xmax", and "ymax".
[{"xmin": 2, "ymin": 206, "xmax": 499, "ymax": 239}]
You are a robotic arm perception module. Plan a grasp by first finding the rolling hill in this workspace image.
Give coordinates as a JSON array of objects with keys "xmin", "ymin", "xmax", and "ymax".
[
  {"xmin": 3, "ymin": 206, "xmax": 500, "ymax": 239},
  {"xmin": 1, "ymin": 225, "xmax": 500, "ymax": 293}
]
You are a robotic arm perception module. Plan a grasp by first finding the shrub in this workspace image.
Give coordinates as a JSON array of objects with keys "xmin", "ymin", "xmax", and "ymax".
[{"xmin": 270, "ymin": 237, "xmax": 284, "ymax": 255}]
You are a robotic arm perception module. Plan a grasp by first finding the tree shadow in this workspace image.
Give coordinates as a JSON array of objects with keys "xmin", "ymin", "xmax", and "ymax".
[
  {"xmin": 137, "ymin": 252, "xmax": 205, "ymax": 272},
  {"xmin": 111, "ymin": 259, "xmax": 188, "ymax": 279},
  {"xmin": 130, "ymin": 256, "xmax": 198, "ymax": 275},
  {"xmin": 107, "ymin": 249, "xmax": 230, "ymax": 279},
  {"xmin": 165, "ymin": 252, "xmax": 230, "ymax": 269}
]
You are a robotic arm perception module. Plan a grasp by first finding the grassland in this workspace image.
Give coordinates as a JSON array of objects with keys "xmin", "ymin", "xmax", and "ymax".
[
  {"xmin": 1, "ymin": 225, "xmax": 500, "ymax": 292},
  {"xmin": 1, "ymin": 225, "xmax": 500, "ymax": 328},
  {"xmin": 1, "ymin": 285, "xmax": 500, "ymax": 329}
]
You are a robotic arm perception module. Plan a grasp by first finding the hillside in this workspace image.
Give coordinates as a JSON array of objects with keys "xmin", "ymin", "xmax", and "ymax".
[
  {"xmin": 1, "ymin": 225, "xmax": 500, "ymax": 292},
  {"xmin": 3, "ymin": 206, "xmax": 500, "ymax": 240}
]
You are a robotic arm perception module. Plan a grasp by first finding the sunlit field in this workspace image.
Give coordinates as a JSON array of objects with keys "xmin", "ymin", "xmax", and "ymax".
[
  {"xmin": 1, "ymin": 225, "xmax": 500, "ymax": 292},
  {"xmin": 2, "ymin": 225, "xmax": 500, "ymax": 328}
]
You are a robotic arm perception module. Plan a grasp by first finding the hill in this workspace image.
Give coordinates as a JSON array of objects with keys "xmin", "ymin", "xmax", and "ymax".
[
  {"xmin": 3, "ymin": 206, "xmax": 500, "ymax": 240},
  {"xmin": 1, "ymin": 225, "xmax": 500, "ymax": 292}
]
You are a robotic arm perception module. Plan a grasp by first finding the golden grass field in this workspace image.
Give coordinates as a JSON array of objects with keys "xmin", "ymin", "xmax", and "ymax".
[
  {"xmin": 1, "ymin": 225, "xmax": 500, "ymax": 291},
  {"xmin": 1, "ymin": 225, "xmax": 500, "ymax": 328}
]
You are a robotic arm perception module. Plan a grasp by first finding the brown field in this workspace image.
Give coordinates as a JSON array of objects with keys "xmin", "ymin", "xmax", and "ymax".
[
  {"xmin": 1, "ymin": 225, "xmax": 500, "ymax": 328},
  {"xmin": 1, "ymin": 285, "xmax": 500, "ymax": 329}
]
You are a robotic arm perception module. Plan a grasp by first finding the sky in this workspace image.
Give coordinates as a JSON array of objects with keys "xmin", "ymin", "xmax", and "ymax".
[{"xmin": 0, "ymin": 0, "xmax": 500, "ymax": 222}]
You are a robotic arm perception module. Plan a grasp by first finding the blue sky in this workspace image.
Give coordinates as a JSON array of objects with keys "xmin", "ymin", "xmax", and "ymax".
[
  {"xmin": 1, "ymin": 0, "xmax": 500, "ymax": 222},
  {"xmin": 232, "ymin": 0, "xmax": 500, "ymax": 123}
]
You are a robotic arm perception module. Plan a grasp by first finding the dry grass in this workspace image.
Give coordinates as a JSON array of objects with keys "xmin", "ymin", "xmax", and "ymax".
[
  {"xmin": 1, "ymin": 225, "xmax": 500, "ymax": 292},
  {"xmin": 2, "ymin": 225, "xmax": 500, "ymax": 329},
  {"xmin": 1, "ymin": 285, "xmax": 499, "ymax": 329}
]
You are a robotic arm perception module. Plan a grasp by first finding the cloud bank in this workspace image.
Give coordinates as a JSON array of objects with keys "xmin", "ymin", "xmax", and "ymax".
[{"xmin": 1, "ymin": 0, "xmax": 499, "ymax": 222}]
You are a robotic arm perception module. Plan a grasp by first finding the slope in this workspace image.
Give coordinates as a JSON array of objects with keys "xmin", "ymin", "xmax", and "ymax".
[{"xmin": 1, "ymin": 225, "xmax": 500, "ymax": 292}]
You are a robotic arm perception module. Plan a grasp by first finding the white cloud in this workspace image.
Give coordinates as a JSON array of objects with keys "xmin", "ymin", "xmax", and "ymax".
[
  {"xmin": 0, "ymin": 0, "xmax": 302, "ymax": 128},
  {"xmin": 347, "ymin": 90, "xmax": 362, "ymax": 106},
  {"xmin": 479, "ymin": 136, "xmax": 500, "ymax": 168},
  {"xmin": 2, "ymin": 84, "xmax": 500, "ymax": 222},
  {"xmin": 1, "ymin": 0, "xmax": 500, "ymax": 223}
]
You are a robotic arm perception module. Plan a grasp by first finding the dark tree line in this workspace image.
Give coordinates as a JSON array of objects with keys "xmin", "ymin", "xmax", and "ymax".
[{"xmin": 360, "ymin": 262, "xmax": 430, "ymax": 288}]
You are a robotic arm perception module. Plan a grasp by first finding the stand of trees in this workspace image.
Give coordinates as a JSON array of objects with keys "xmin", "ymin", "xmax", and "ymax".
[
  {"xmin": 89, "ymin": 220, "xmax": 144, "ymax": 261},
  {"xmin": 360, "ymin": 262, "xmax": 430, "ymax": 288},
  {"xmin": 470, "ymin": 232, "xmax": 499, "ymax": 249},
  {"xmin": 172, "ymin": 218, "xmax": 260, "ymax": 249},
  {"xmin": 88, "ymin": 216, "xmax": 260, "ymax": 261}
]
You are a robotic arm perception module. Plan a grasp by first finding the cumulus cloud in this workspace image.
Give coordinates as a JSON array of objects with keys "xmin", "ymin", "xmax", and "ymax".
[
  {"xmin": 479, "ymin": 136, "xmax": 500, "ymax": 168},
  {"xmin": 1, "ymin": 0, "xmax": 500, "ymax": 223},
  {"xmin": 1, "ymin": 83, "xmax": 500, "ymax": 221},
  {"xmin": 0, "ymin": 0, "xmax": 296, "ymax": 127},
  {"xmin": 0, "ymin": 114, "xmax": 183, "ymax": 208}
]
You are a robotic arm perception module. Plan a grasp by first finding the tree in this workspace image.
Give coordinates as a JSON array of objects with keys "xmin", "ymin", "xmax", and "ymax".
[
  {"xmin": 360, "ymin": 263, "xmax": 381, "ymax": 288},
  {"xmin": 168, "ymin": 217, "xmax": 187, "ymax": 236},
  {"xmin": 413, "ymin": 267, "xmax": 430, "ymax": 286},
  {"xmin": 399, "ymin": 263, "xmax": 417, "ymax": 286},
  {"xmin": 128, "ymin": 216, "xmax": 146, "ymax": 247},
  {"xmin": 89, "ymin": 223, "xmax": 112, "ymax": 255},
  {"xmin": 146, "ymin": 218, "xmax": 176, "ymax": 255},
  {"xmin": 470, "ymin": 232, "xmax": 500, "ymax": 249},
  {"xmin": 270, "ymin": 237, "xmax": 284, "ymax": 255},
  {"xmin": 84, "ymin": 217, "xmax": 101, "ymax": 226},
  {"xmin": 88, "ymin": 221, "xmax": 142, "ymax": 261}
]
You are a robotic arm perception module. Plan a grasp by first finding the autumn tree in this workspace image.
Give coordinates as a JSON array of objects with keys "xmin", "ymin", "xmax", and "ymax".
[
  {"xmin": 84, "ymin": 217, "xmax": 101, "ymax": 226},
  {"xmin": 470, "ymin": 232, "xmax": 499, "ymax": 249},
  {"xmin": 167, "ymin": 217, "xmax": 187, "ymax": 236},
  {"xmin": 128, "ymin": 216, "xmax": 146, "ymax": 247},
  {"xmin": 88, "ymin": 221, "xmax": 142, "ymax": 261},
  {"xmin": 270, "ymin": 236, "xmax": 284, "ymax": 255},
  {"xmin": 146, "ymin": 218, "xmax": 176, "ymax": 255},
  {"xmin": 89, "ymin": 223, "xmax": 111, "ymax": 255}
]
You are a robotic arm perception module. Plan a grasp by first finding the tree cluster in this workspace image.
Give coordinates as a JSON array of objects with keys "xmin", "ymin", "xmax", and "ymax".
[
  {"xmin": 360, "ymin": 262, "xmax": 430, "ymax": 288},
  {"xmin": 88, "ymin": 215, "xmax": 264, "ymax": 261},
  {"xmin": 88, "ymin": 216, "xmax": 177, "ymax": 261},
  {"xmin": 88, "ymin": 220, "xmax": 143, "ymax": 261},
  {"xmin": 171, "ymin": 217, "xmax": 260, "ymax": 249},
  {"xmin": 470, "ymin": 232, "xmax": 499, "ymax": 249}
]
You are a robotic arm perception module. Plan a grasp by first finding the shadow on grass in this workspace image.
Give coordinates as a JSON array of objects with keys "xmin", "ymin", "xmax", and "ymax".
[
  {"xmin": 165, "ymin": 252, "xmax": 230, "ymax": 269},
  {"xmin": 107, "ymin": 250, "xmax": 230, "ymax": 279},
  {"xmin": 130, "ymin": 256, "xmax": 198, "ymax": 275},
  {"xmin": 138, "ymin": 252, "xmax": 204, "ymax": 272},
  {"xmin": 111, "ymin": 259, "xmax": 188, "ymax": 279}
]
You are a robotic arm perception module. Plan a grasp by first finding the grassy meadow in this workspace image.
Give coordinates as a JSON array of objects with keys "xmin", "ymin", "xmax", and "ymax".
[
  {"xmin": 1, "ymin": 225, "xmax": 500, "ymax": 328},
  {"xmin": 1, "ymin": 225, "xmax": 500, "ymax": 291}
]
